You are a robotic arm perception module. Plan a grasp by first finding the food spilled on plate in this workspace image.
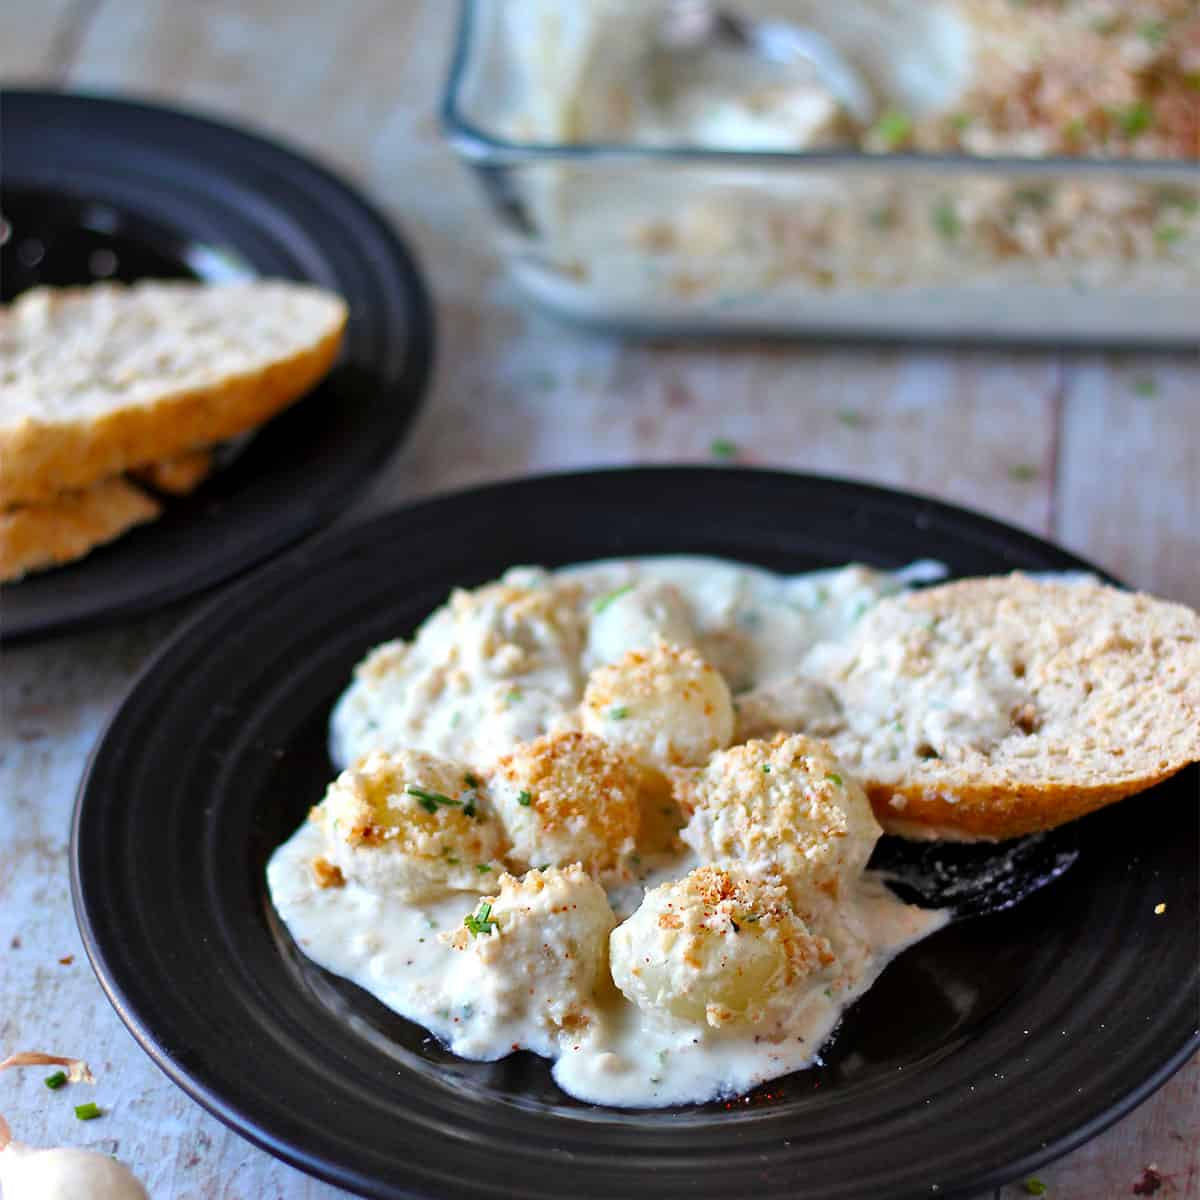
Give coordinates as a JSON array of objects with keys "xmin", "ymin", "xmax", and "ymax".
[
  {"xmin": 268, "ymin": 558, "xmax": 1200, "ymax": 1107},
  {"xmin": 0, "ymin": 280, "xmax": 347, "ymax": 581}
]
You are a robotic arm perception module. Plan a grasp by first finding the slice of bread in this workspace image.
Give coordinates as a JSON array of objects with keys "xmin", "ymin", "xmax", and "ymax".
[
  {"xmin": 1, "ymin": 477, "xmax": 161, "ymax": 582},
  {"xmin": 0, "ymin": 280, "xmax": 347, "ymax": 507},
  {"xmin": 130, "ymin": 448, "xmax": 214, "ymax": 496},
  {"xmin": 802, "ymin": 575, "xmax": 1200, "ymax": 840}
]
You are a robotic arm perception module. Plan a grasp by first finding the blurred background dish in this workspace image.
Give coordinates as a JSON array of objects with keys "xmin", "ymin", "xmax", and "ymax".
[
  {"xmin": 442, "ymin": 0, "xmax": 1199, "ymax": 344},
  {"xmin": 0, "ymin": 91, "xmax": 434, "ymax": 642}
]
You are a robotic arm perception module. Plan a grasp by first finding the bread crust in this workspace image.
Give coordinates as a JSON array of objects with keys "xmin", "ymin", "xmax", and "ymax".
[
  {"xmin": 0, "ymin": 283, "xmax": 347, "ymax": 506},
  {"xmin": 818, "ymin": 575, "xmax": 1200, "ymax": 840},
  {"xmin": 130, "ymin": 448, "xmax": 214, "ymax": 496},
  {"xmin": 0, "ymin": 477, "xmax": 161, "ymax": 582}
]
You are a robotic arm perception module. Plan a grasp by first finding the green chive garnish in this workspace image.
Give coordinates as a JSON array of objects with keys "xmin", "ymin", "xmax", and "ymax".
[
  {"xmin": 1008, "ymin": 464, "xmax": 1038, "ymax": 482},
  {"xmin": 476, "ymin": 864, "xmax": 492, "ymax": 873},
  {"xmin": 761, "ymin": 764, "xmax": 772, "ymax": 774},
  {"xmin": 406, "ymin": 785, "xmax": 460, "ymax": 812},
  {"xmin": 74, "ymin": 1102, "xmax": 102, "ymax": 1121},
  {"xmin": 1116, "ymin": 100, "xmax": 1153, "ymax": 138},
  {"xmin": 464, "ymin": 901, "xmax": 497, "ymax": 937},
  {"xmin": 592, "ymin": 584, "xmax": 634, "ymax": 613},
  {"xmin": 517, "ymin": 790, "xmax": 532, "ymax": 807},
  {"xmin": 872, "ymin": 108, "xmax": 912, "ymax": 147},
  {"xmin": 710, "ymin": 438, "xmax": 737, "ymax": 459},
  {"xmin": 44, "ymin": 1071, "xmax": 67, "ymax": 1090},
  {"xmin": 609, "ymin": 705, "xmax": 630, "ymax": 720},
  {"xmin": 464, "ymin": 772, "xmax": 480, "ymax": 788},
  {"xmin": 931, "ymin": 198, "xmax": 961, "ymax": 239},
  {"xmin": 826, "ymin": 772, "xmax": 843, "ymax": 786},
  {"xmin": 1023, "ymin": 1180, "xmax": 1047, "ymax": 1197}
]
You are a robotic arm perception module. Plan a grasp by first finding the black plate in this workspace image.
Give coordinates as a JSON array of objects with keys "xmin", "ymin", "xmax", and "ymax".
[
  {"xmin": 0, "ymin": 90, "xmax": 434, "ymax": 642},
  {"xmin": 72, "ymin": 469, "xmax": 1199, "ymax": 1200}
]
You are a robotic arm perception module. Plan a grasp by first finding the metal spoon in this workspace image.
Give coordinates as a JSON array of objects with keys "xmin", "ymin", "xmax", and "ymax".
[{"xmin": 658, "ymin": 1, "xmax": 877, "ymax": 126}]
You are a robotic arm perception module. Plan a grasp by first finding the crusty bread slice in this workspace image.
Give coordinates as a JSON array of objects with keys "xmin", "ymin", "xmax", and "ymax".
[
  {"xmin": 130, "ymin": 448, "xmax": 214, "ymax": 496},
  {"xmin": 0, "ymin": 280, "xmax": 347, "ymax": 506},
  {"xmin": 801, "ymin": 575, "xmax": 1200, "ymax": 840},
  {"xmin": 0, "ymin": 477, "xmax": 161, "ymax": 582}
]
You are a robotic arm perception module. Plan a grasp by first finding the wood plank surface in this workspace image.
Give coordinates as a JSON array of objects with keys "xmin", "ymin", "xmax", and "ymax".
[{"xmin": 1, "ymin": 1, "xmax": 1196, "ymax": 1197}]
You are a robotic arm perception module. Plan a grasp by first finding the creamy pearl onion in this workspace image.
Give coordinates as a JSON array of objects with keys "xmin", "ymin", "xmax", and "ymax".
[
  {"xmin": 445, "ymin": 865, "xmax": 617, "ymax": 1036},
  {"xmin": 673, "ymin": 734, "xmax": 882, "ymax": 903},
  {"xmin": 310, "ymin": 749, "xmax": 505, "ymax": 899},
  {"xmin": 490, "ymin": 731, "xmax": 640, "ymax": 876},
  {"xmin": 581, "ymin": 639, "xmax": 734, "ymax": 771},
  {"xmin": 0, "ymin": 1144, "xmax": 148, "ymax": 1200},
  {"xmin": 585, "ymin": 580, "xmax": 696, "ymax": 667},
  {"xmin": 610, "ymin": 866, "xmax": 829, "ymax": 1028}
]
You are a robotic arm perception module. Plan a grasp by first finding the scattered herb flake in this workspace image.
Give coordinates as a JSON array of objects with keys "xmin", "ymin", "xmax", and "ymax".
[
  {"xmin": 517, "ymin": 790, "xmax": 533, "ymax": 807},
  {"xmin": 1022, "ymin": 1180, "xmax": 1047, "ymax": 1197},
  {"xmin": 1008, "ymin": 463, "xmax": 1038, "ymax": 482},
  {"xmin": 476, "ymin": 864, "xmax": 492, "ymax": 873},
  {"xmin": 931, "ymin": 198, "xmax": 961, "ymax": 238},
  {"xmin": 464, "ymin": 901, "xmax": 497, "ymax": 937},
  {"xmin": 761, "ymin": 764, "xmax": 772, "ymax": 774},
  {"xmin": 1155, "ymin": 225, "xmax": 1184, "ymax": 247},
  {"xmin": 74, "ymin": 1102, "xmax": 102, "ymax": 1121},
  {"xmin": 464, "ymin": 772, "xmax": 480, "ymax": 788},
  {"xmin": 1138, "ymin": 20, "xmax": 1167, "ymax": 48},
  {"xmin": 838, "ymin": 409, "xmax": 865, "ymax": 428},
  {"xmin": 1132, "ymin": 376, "xmax": 1158, "ymax": 397},
  {"xmin": 406, "ymin": 785, "xmax": 460, "ymax": 812},
  {"xmin": 507, "ymin": 688, "xmax": 524, "ymax": 704},
  {"xmin": 609, "ymin": 705, "xmax": 630, "ymax": 720},
  {"xmin": 1116, "ymin": 101, "xmax": 1153, "ymax": 138},
  {"xmin": 950, "ymin": 112, "xmax": 974, "ymax": 131},
  {"xmin": 709, "ymin": 438, "xmax": 737, "ymax": 460},
  {"xmin": 462, "ymin": 794, "xmax": 479, "ymax": 819},
  {"xmin": 872, "ymin": 108, "xmax": 912, "ymax": 147},
  {"xmin": 826, "ymin": 772, "xmax": 843, "ymax": 786},
  {"xmin": 44, "ymin": 1071, "xmax": 67, "ymax": 1090},
  {"xmin": 592, "ymin": 584, "xmax": 634, "ymax": 613}
]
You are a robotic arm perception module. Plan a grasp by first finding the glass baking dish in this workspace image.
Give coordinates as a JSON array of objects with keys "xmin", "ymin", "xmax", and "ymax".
[{"xmin": 440, "ymin": 0, "xmax": 1199, "ymax": 346}]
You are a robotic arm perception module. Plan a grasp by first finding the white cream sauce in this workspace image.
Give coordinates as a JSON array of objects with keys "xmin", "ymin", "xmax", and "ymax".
[
  {"xmin": 271, "ymin": 556, "xmax": 954, "ymax": 1108},
  {"xmin": 269, "ymin": 825, "xmax": 945, "ymax": 1107}
]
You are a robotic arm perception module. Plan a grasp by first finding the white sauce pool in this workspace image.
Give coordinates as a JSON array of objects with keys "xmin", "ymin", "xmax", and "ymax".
[{"xmin": 269, "ymin": 556, "xmax": 951, "ymax": 1107}]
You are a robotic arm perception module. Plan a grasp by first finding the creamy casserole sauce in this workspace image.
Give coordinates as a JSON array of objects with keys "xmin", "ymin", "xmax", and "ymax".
[{"xmin": 269, "ymin": 558, "xmax": 950, "ymax": 1107}]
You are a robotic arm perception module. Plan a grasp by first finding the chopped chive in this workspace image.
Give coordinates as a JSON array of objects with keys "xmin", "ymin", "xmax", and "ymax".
[
  {"xmin": 871, "ymin": 108, "xmax": 912, "ymax": 147},
  {"xmin": 464, "ymin": 901, "xmax": 497, "ymax": 937},
  {"xmin": 592, "ymin": 584, "xmax": 634, "ymax": 613},
  {"xmin": 950, "ymin": 112, "xmax": 973, "ymax": 131},
  {"xmin": 1155, "ymin": 225, "xmax": 1184, "ymax": 247},
  {"xmin": 506, "ymin": 688, "xmax": 524, "ymax": 704},
  {"xmin": 74, "ymin": 1102, "xmax": 102, "ymax": 1121},
  {"xmin": 1116, "ymin": 101, "xmax": 1153, "ymax": 138},
  {"xmin": 609, "ymin": 705, "xmax": 630, "ymax": 720},
  {"xmin": 709, "ymin": 438, "xmax": 737, "ymax": 460},
  {"xmin": 1138, "ymin": 20, "xmax": 1167, "ymax": 48},
  {"xmin": 462, "ymin": 794, "xmax": 479, "ymax": 819},
  {"xmin": 44, "ymin": 1071, "xmax": 67, "ymax": 1090},
  {"xmin": 931, "ymin": 198, "xmax": 960, "ymax": 239},
  {"xmin": 1132, "ymin": 376, "xmax": 1157, "ymax": 397},
  {"xmin": 476, "ymin": 863, "xmax": 492, "ymax": 873},
  {"xmin": 838, "ymin": 409, "xmax": 865, "ymax": 428},
  {"xmin": 406, "ymin": 785, "xmax": 460, "ymax": 811},
  {"xmin": 1008, "ymin": 463, "xmax": 1038, "ymax": 482},
  {"xmin": 761, "ymin": 764, "xmax": 772, "ymax": 774},
  {"xmin": 826, "ymin": 772, "xmax": 843, "ymax": 786},
  {"xmin": 464, "ymin": 772, "xmax": 480, "ymax": 788},
  {"xmin": 743, "ymin": 913, "xmax": 762, "ymax": 923},
  {"xmin": 1023, "ymin": 1180, "xmax": 1047, "ymax": 1197},
  {"xmin": 517, "ymin": 790, "xmax": 533, "ymax": 807}
]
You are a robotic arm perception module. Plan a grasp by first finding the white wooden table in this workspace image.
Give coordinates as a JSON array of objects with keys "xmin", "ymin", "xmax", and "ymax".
[{"xmin": 2, "ymin": 3, "xmax": 1197, "ymax": 1197}]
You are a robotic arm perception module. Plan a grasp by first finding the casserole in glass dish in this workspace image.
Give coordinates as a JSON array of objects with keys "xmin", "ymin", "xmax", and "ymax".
[{"xmin": 441, "ymin": 0, "xmax": 1199, "ymax": 344}]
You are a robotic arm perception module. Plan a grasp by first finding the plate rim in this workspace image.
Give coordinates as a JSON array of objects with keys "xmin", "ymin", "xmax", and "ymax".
[
  {"xmin": 0, "ymin": 86, "xmax": 436, "ymax": 644},
  {"xmin": 70, "ymin": 466, "xmax": 1200, "ymax": 1200}
]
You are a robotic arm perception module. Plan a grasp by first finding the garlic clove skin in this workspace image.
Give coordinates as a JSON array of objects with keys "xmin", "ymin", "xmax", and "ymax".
[{"xmin": 0, "ymin": 1141, "xmax": 149, "ymax": 1199}]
